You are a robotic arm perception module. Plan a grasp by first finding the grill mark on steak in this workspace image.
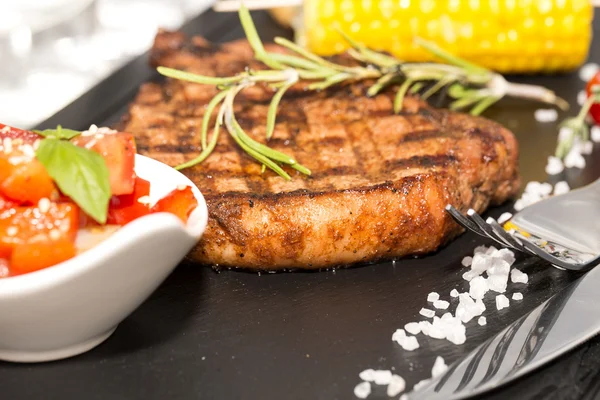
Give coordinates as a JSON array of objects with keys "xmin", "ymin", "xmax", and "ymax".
[{"xmin": 121, "ymin": 33, "xmax": 521, "ymax": 270}]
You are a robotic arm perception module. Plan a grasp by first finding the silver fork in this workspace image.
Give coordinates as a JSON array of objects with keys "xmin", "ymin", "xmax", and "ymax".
[{"xmin": 445, "ymin": 179, "xmax": 600, "ymax": 272}]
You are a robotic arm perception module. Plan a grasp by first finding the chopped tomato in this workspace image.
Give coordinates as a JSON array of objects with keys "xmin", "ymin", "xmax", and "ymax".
[
  {"xmin": 0, "ymin": 202, "xmax": 79, "ymax": 259},
  {"xmin": 106, "ymin": 177, "xmax": 152, "ymax": 225},
  {"xmin": 72, "ymin": 132, "xmax": 137, "ymax": 195},
  {"xmin": 0, "ymin": 123, "xmax": 42, "ymax": 144},
  {"xmin": 0, "ymin": 194, "xmax": 18, "ymax": 211},
  {"xmin": 151, "ymin": 186, "xmax": 198, "ymax": 223},
  {"xmin": 10, "ymin": 240, "xmax": 76, "ymax": 275},
  {"xmin": 0, "ymin": 151, "xmax": 56, "ymax": 205}
]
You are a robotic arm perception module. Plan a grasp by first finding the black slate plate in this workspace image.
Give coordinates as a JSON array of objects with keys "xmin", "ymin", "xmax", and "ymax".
[{"xmin": 1, "ymin": 8, "xmax": 600, "ymax": 400}]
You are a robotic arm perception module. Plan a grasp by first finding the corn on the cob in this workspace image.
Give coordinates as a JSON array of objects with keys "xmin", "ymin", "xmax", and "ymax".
[{"xmin": 303, "ymin": 0, "xmax": 593, "ymax": 73}]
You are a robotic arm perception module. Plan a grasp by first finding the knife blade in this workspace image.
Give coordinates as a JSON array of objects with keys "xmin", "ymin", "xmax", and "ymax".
[{"xmin": 405, "ymin": 265, "xmax": 599, "ymax": 400}]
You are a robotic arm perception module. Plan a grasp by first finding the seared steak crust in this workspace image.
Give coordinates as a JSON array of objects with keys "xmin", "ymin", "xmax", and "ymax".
[{"xmin": 120, "ymin": 30, "xmax": 520, "ymax": 270}]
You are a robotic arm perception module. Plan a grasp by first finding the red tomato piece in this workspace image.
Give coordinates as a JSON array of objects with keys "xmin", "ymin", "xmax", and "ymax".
[
  {"xmin": 0, "ymin": 123, "xmax": 42, "ymax": 144},
  {"xmin": 0, "ymin": 202, "xmax": 79, "ymax": 259},
  {"xmin": 0, "ymin": 151, "xmax": 56, "ymax": 205},
  {"xmin": 0, "ymin": 194, "xmax": 18, "ymax": 211},
  {"xmin": 586, "ymin": 71, "xmax": 600, "ymax": 124},
  {"xmin": 72, "ymin": 132, "xmax": 137, "ymax": 196},
  {"xmin": 106, "ymin": 177, "xmax": 152, "ymax": 225},
  {"xmin": 10, "ymin": 240, "xmax": 76, "ymax": 275},
  {"xmin": 151, "ymin": 186, "xmax": 198, "ymax": 223}
]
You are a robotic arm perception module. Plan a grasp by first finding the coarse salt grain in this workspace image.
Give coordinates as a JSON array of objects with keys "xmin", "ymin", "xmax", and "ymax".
[
  {"xmin": 353, "ymin": 381, "xmax": 371, "ymax": 399},
  {"xmin": 450, "ymin": 289, "xmax": 459, "ymax": 298},
  {"xmin": 512, "ymin": 292, "xmax": 523, "ymax": 301},
  {"xmin": 462, "ymin": 270, "xmax": 479, "ymax": 282},
  {"xmin": 578, "ymin": 90, "xmax": 587, "ymax": 106},
  {"xmin": 554, "ymin": 181, "xmax": 570, "ymax": 196},
  {"xmin": 461, "ymin": 256, "xmax": 473, "ymax": 267},
  {"xmin": 177, "ymin": 184, "xmax": 188, "ymax": 190},
  {"xmin": 534, "ymin": 108, "xmax": 558, "ymax": 123},
  {"xmin": 579, "ymin": 63, "xmax": 600, "ymax": 82},
  {"xmin": 413, "ymin": 379, "xmax": 431, "ymax": 391},
  {"xmin": 511, "ymin": 269, "xmax": 529, "ymax": 284},
  {"xmin": 6, "ymin": 226, "xmax": 17, "ymax": 236},
  {"xmin": 404, "ymin": 322, "xmax": 421, "ymax": 335},
  {"xmin": 49, "ymin": 229, "xmax": 61, "ymax": 241},
  {"xmin": 420, "ymin": 308, "xmax": 435, "ymax": 318},
  {"xmin": 564, "ymin": 145, "xmax": 586, "ymax": 169},
  {"xmin": 431, "ymin": 356, "xmax": 448, "ymax": 378},
  {"xmin": 433, "ymin": 300, "xmax": 450, "ymax": 310},
  {"xmin": 496, "ymin": 294, "xmax": 510, "ymax": 310},
  {"xmin": 387, "ymin": 375, "xmax": 406, "ymax": 397},
  {"xmin": 359, "ymin": 369, "xmax": 374, "ymax": 381},
  {"xmin": 469, "ymin": 276, "xmax": 488, "ymax": 300},
  {"xmin": 137, "ymin": 195, "xmax": 152, "ymax": 205},
  {"xmin": 372, "ymin": 370, "xmax": 393, "ymax": 385},
  {"xmin": 497, "ymin": 212, "xmax": 513, "ymax": 225},
  {"xmin": 545, "ymin": 156, "xmax": 564, "ymax": 175},
  {"xmin": 592, "ymin": 125, "xmax": 600, "ymax": 143},
  {"xmin": 478, "ymin": 316, "xmax": 487, "ymax": 326},
  {"xmin": 427, "ymin": 292, "xmax": 439, "ymax": 302},
  {"xmin": 0, "ymin": 265, "xmax": 8, "ymax": 278},
  {"xmin": 392, "ymin": 329, "xmax": 420, "ymax": 351},
  {"xmin": 38, "ymin": 197, "xmax": 51, "ymax": 213}
]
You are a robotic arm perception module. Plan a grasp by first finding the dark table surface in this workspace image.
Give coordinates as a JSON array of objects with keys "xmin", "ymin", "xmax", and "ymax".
[{"xmin": 2, "ymin": 8, "xmax": 600, "ymax": 400}]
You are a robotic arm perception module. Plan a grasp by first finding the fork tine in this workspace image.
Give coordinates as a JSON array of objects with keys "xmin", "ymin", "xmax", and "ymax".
[
  {"xmin": 466, "ymin": 209, "xmax": 517, "ymax": 249},
  {"xmin": 485, "ymin": 217, "xmax": 528, "ymax": 252},
  {"xmin": 445, "ymin": 205, "xmax": 490, "ymax": 239},
  {"xmin": 517, "ymin": 235, "xmax": 592, "ymax": 272}
]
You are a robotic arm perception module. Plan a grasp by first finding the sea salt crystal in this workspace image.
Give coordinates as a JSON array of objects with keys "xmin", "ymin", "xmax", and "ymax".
[
  {"xmin": 413, "ymin": 379, "xmax": 431, "ymax": 391},
  {"xmin": 487, "ymin": 274, "xmax": 508, "ymax": 293},
  {"xmin": 433, "ymin": 300, "xmax": 450, "ymax": 310},
  {"xmin": 511, "ymin": 269, "xmax": 529, "ymax": 284},
  {"xmin": 372, "ymin": 370, "xmax": 393, "ymax": 385},
  {"xmin": 485, "ymin": 246, "xmax": 498, "ymax": 255},
  {"xmin": 471, "ymin": 253, "xmax": 492, "ymax": 274},
  {"xmin": 405, "ymin": 322, "xmax": 421, "ymax": 335},
  {"xmin": 582, "ymin": 141, "xmax": 594, "ymax": 155},
  {"xmin": 462, "ymin": 270, "xmax": 479, "ymax": 282},
  {"xmin": 0, "ymin": 265, "xmax": 8, "ymax": 278},
  {"xmin": 534, "ymin": 108, "xmax": 558, "ymax": 122},
  {"xmin": 512, "ymin": 292, "xmax": 524, "ymax": 301},
  {"xmin": 478, "ymin": 316, "xmax": 487, "ymax": 326},
  {"xmin": 493, "ymin": 248, "xmax": 516, "ymax": 266},
  {"xmin": 564, "ymin": 146, "xmax": 586, "ymax": 169},
  {"xmin": 496, "ymin": 294, "xmax": 510, "ymax": 310},
  {"xmin": 387, "ymin": 375, "xmax": 406, "ymax": 397},
  {"xmin": 474, "ymin": 245, "xmax": 489, "ymax": 254},
  {"xmin": 545, "ymin": 156, "xmax": 564, "ymax": 175},
  {"xmin": 578, "ymin": 90, "xmax": 587, "ymax": 106},
  {"xmin": 431, "ymin": 356, "xmax": 448, "ymax": 378},
  {"xmin": 392, "ymin": 329, "xmax": 420, "ymax": 351},
  {"xmin": 419, "ymin": 321, "xmax": 432, "ymax": 336},
  {"xmin": 427, "ymin": 292, "xmax": 440, "ymax": 302},
  {"xmin": 497, "ymin": 212, "xmax": 513, "ymax": 225},
  {"xmin": 450, "ymin": 289, "xmax": 459, "ymax": 298},
  {"xmin": 591, "ymin": 125, "xmax": 600, "ymax": 142},
  {"xmin": 456, "ymin": 294, "xmax": 483, "ymax": 323},
  {"xmin": 420, "ymin": 308, "xmax": 435, "ymax": 318},
  {"xmin": 359, "ymin": 369, "xmax": 375, "ymax": 381},
  {"xmin": 461, "ymin": 256, "xmax": 473, "ymax": 267},
  {"xmin": 469, "ymin": 276, "xmax": 489, "ymax": 300},
  {"xmin": 399, "ymin": 395, "xmax": 409, "ymax": 400},
  {"xmin": 554, "ymin": 181, "xmax": 570, "ymax": 196},
  {"xmin": 354, "ymin": 381, "xmax": 371, "ymax": 399},
  {"xmin": 487, "ymin": 257, "xmax": 511, "ymax": 276},
  {"xmin": 446, "ymin": 323, "xmax": 467, "ymax": 345},
  {"xmin": 579, "ymin": 63, "xmax": 600, "ymax": 81},
  {"xmin": 559, "ymin": 126, "xmax": 574, "ymax": 142}
]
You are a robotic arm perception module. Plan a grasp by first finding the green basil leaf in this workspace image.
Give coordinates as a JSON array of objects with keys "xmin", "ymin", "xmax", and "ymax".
[
  {"xmin": 36, "ymin": 138, "xmax": 110, "ymax": 224},
  {"xmin": 33, "ymin": 125, "xmax": 81, "ymax": 140}
]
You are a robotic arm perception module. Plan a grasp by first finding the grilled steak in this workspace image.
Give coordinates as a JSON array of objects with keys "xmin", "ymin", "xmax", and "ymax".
[{"xmin": 120, "ymin": 31, "xmax": 520, "ymax": 270}]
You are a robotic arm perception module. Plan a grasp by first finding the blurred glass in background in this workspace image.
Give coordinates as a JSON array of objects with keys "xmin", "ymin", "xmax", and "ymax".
[{"xmin": 0, "ymin": 0, "xmax": 214, "ymax": 128}]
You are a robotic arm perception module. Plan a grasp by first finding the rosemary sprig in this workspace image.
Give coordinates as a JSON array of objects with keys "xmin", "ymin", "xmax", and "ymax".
[
  {"xmin": 555, "ymin": 85, "xmax": 600, "ymax": 159},
  {"xmin": 157, "ymin": 5, "xmax": 568, "ymax": 179}
]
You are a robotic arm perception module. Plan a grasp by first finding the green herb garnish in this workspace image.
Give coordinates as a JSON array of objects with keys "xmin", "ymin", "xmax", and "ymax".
[
  {"xmin": 158, "ymin": 5, "xmax": 568, "ymax": 179},
  {"xmin": 35, "ymin": 137, "xmax": 111, "ymax": 224},
  {"xmin": 34, "ymin": 125, "xmax": 81, "ymax": 140}
]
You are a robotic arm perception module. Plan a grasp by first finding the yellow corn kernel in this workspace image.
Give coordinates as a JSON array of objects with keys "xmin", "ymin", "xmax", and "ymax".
[{"xmin": 303, "ymin": 0, "xmax": 593, "ymax": 73}]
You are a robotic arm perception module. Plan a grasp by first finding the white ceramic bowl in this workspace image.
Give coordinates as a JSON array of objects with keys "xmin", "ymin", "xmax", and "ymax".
[{"xmin": 0, "ymin": 155, "xmax": 208, "ymax": 363}]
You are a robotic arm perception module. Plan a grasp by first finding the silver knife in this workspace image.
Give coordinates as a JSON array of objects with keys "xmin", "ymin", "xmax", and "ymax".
[{"xmin": 406, "ymin": 265, "xmax": 598, "ymax": 400}]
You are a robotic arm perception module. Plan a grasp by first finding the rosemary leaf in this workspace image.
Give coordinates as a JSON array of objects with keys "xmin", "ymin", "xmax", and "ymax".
[
  {"xmin": 200, "ymin": 90, "xmax": 229, "ymax": 150},
  {"xmin": 269, "ymin": 53, "xmax": 325, "ymax": 72},
  {"xmin": 239, "ymin": 5, "xmax": 265, "ymax": 58},
  {"xmin": 158, "ymin": 67, "xmax": 242, "ymax": 85},
  {"xmin": 266, "ymin": 80, "xmax": 295, "ymax": 140},
  {"xmin": 414, "ymin": 37, "xmax": 488, "ymax": 76},
  {"xmin": 409, "ymin": 82, "xmax": 424, "ymax": 94},
  {"xmin": 175, "ymin": 94, "xmax": 228, "ymax": 170},
  {"xmin": 394, "ymin": 79, "xmax": 413, "ymax": 113},
  {"xmin": 470, "ymin": 96, "xmax": 501, "ymax": 116},
  {"xmin": 336, "ymin": 29, "xmax": 399, "ymax": 68},
  {"xmin": 421, "ymin": 76, "xmax": 455, "ymax": 100},
  {"xmin": 449, "ymin": 95, "xmax": 481, "ymax": 111},
  {"xmin": 274, "ymin": 37, "xmax": 347, "ymax": 73},
  {"xmin": 367, "ymin": 73, "xmax": 399, "ymax": 97},
  {"xmin": 308, "ymin": 73, "xmax": 352, "ymax": 91}
]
